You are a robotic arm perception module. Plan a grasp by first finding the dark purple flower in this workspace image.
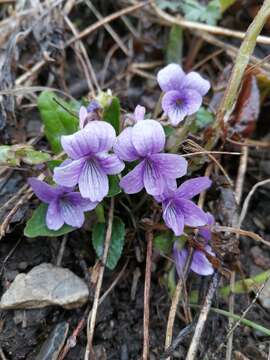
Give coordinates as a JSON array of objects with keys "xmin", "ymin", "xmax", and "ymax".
[
  {"xmin": 53, "ymin": 121, "xmax": 125, "ymax": 202},
  {"xmin": 157, "ymin": 63, "xmax": 210, "ymax": 126},
  {"xmin": 114, "ymin": 119, "xmax": 187, "ymax": 196},
  {"xmin": 157, "ymin": 177, "xmax": 212, "ymax": 236},
  {"xmin": 29, "ymin": 178, "xmax": 97, "ymax": 230},
  {"xmin": 79, "ymin": 100, "xmax": 100, "ymax": 129},
  {"xmin": 173, "ymin": 212, "xmax": 215, "ymax": 276}
]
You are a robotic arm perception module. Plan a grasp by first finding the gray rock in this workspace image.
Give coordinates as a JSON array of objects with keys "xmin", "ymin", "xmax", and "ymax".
[{"xmin": 0, "ymin": 263, "xmax": 89, "ymax": 309}]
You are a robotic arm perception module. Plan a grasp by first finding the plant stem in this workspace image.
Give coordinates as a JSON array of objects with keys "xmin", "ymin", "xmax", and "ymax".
[
  {"xmin": 190, "ymin": 305, "xmax": 270, "ymax": 337},
  {"xmin": 84, "ymin": 198, "xmax": 115, "ymax": 360}
]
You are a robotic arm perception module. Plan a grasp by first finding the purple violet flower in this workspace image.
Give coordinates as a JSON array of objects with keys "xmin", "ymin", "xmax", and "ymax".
[
  {"xmin": 53, "ymin": 121, "xmax": 125, "ymax": 202},
  {"xmin": 157, "ymin": 63, "xmax": 210, "ymax": 126},
  {"xmin": 156, "ymin": 177, "xmax": 212, "ymax": 236},
  {"xmin": 79, "ymin": 100, "xmax": 100, "ymax": 129},
  {"xmin": 114, "ymin": 119, "xmax": 187, "ymax": 196},
  {"xmin": 173, "ymin": 213, "xmax": 215, "ymax": 276},
  {"xmin": 29, "ymin": 178, "xmax": 98, "ymax": 230}
]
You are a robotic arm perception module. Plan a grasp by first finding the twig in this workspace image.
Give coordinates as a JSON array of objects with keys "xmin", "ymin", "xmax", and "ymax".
[
  {"xmin": 59, "ymin": 261, "xmax": 128, "ymax": 360},
  {"xmin": 186, "ymin": 272, "xmax": 220, "ymax": 360},
  {"xmin": 226, "ymin": 146, "xmax": 249, "ymax": 360},
  {"xmin": 235, "ymin": 147, "xmax": 249, "ymax": 205},
  {"xmin": 64, "ymin": 15, "xmax": 98, "ymax": 95},
  {"xmin": 0, "ymin": 347, "xmax": 7, "ymax": 360},
  {"xmin": 164, "ymin": 278, "xmax": 184, "ymax": 358},
  {"xmin": 226, "ymin": 273, "xmax": 270, "ymax": 339},
  {"xmin": 238, "ymin": 178, "xmax": 270, "ymax": 229},
  {"xmin": 85, "ymin": 0, "xmax": 130, "ymax": 56},
  {"xmin": 212, "ymin": 272, "xmax": 270, "ymax": 358},
  {"xmin": 67, "ymin": 2, "xmax": 148, "ymax": 46},
  {"xmin": 56, "ymin": 235, "xmax": 68, "ymax": 266},
  {"xmin": 151, "ymin": 0, "xmax": 270, "ymax": 45},
  {"xmin": 84, "ymin": 198, "xmax": 115, "ymax": 360},
  {"xmin": 142, "ymin": 227, "xmax": 154, "ymax": 360},
  {"xmin": 161, "ymin": 323, "xmax": 195, "ymax": 359},
  {"xmin": 214, "ymin": 226, "xmax": 270, "ymax": 247}
]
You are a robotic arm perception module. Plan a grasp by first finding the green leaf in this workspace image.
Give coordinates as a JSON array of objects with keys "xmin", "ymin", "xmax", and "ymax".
[
  {"xmin": 107, "ymin": 175, "xmax": 121, "ymax": 197},
  {"xmin": 195, "ymin": 107, "xmax": 214, "ymax": 128},
  {"xmin": 37, "ymin": 91, "xmax": 79, "ymax": 154},
  {"xmin": 180, "ymin": 0, "xmax": 221, "ymax": 25},
  {"xmin": 0, "ymin": 145, "xmax": 50, "ymax": 166},
  {"xmin": 163, "ymin": 125, "xmax": 174, "ymax": 137},
  {"xmin": 154, "ymin": 231, "xmax": 173, "ymax": 254},
  {"xmin": 156, "ymin": 0, "xmax": 180, "ymax": 11},
  {"xmin": 24, "ymin": 203, "xmax": 75, "ymax": 238},
  {"xmin": 92, "ymin": 217, "xmax": 125, "ymax": 270},
  {"xmin": 47, "ymin": 160, "xmax": 63, "ymax": 171},
  {"xmin": 20, "ymin": 148, "xmax": 51, "ymax": 165},
  {"xmin": 103, "ymin": 96, "xmax": 121, "ymax": 134},
  {"xmin": 0, "ymin": 145, "xmax": 18, "ymax": 166},
  {"xmin": 166, "ymin": 25, "xmax": 183, "ymax": 65}
]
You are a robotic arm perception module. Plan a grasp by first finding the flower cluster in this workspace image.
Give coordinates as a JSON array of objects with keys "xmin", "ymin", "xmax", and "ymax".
[{"xmin": 29, "ymin": 63, "xmax": 213, "ymax": 265}]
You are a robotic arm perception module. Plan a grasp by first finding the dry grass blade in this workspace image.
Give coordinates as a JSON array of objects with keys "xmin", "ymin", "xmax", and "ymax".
[
  {"xmin": 67, "ymin": 2, "xmax": 148, "ymax": 46},
  {"xmin": 239, "ymin": 178, "xmax": 270, "ymax": 229},
  {"xmin": 151, "ymin": 0, "xmax": 270, "ymax": 45},
  {"xmin": 186, "ymin": 272, "xmax": 220, "ymax": 360},
  {"xmin": 214, "ymin": 226, "xmax": 270, "ymax": 247},
  {"xmin": 84, "ymin": 198, "xmax": 115, "ymax": 359}
]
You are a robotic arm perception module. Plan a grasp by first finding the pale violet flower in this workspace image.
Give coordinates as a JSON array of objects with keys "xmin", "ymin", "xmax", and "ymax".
[
  {"xmin": 156, "ymin": 177, "xmax": 212, "ymax": 236},
  {"xmin": 114, "ymin": 119, "xmax": 187, "ymax": 196},
  {"xmin": 53, "ymin": 121, "xmax": 124, "ymax": 202},
  {"xmin": 173, "ymin": 213, "xmax": 215, "ymax": 276},
  {"xmin": 157, "ymin": 63, "xmax": 210, "ymax": 126},
  {"xmin": 28, "ymin": 178, "xmax": 97, "ymax": 230}
]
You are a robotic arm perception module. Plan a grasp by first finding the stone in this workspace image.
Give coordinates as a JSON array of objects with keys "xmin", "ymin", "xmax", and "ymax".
[{"xmin": 0, "ymin": 263, "xmax": 89, "ymax": 310}]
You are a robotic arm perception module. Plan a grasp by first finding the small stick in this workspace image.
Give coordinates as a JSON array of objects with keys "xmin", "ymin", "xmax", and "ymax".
[
  {"xmin": 215, "ymin": 226, "xmax": 270, "ymax": 247},
  {"xmin": 86, "ymin": 0, "xmax": 130, "ymax": 56},
  {"xmin": 238, "ymin": 178, "xmax": 270, "ymax": 229},
  {"xmin": 186, "ymin": 272, "xmax": 220, "ymax": 360},
  {"xmin": 0, "ymin": 347, "xmax": 8, "ymax": 360},
  {"xmin": 142, "ymin": 228, "xmax": 154, "ymax": 360},
  {"xmin": 151, "ymin": 0, "xmax": 270, "ymax": 45},
  {"xmin": 84, "ymin": 198, "xmax": 115, "ymax": 359},
  {"xmin": 161, "ymin": 323, "xmax": 195, "ymax": 359},
  {"xmin": 59, "ymin": 261, "xmax": 128, "ymax": 359},
  {"xmin": 226, "ymin": 146, "xmax": 249, "ymax": 360},
  {"xmin": 67, "ymin": 2, "xmax": 148, "ymax": 46},
  {"xmin": 56, "ymin": 235, "xmax": 68, "ymax": 266}
]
